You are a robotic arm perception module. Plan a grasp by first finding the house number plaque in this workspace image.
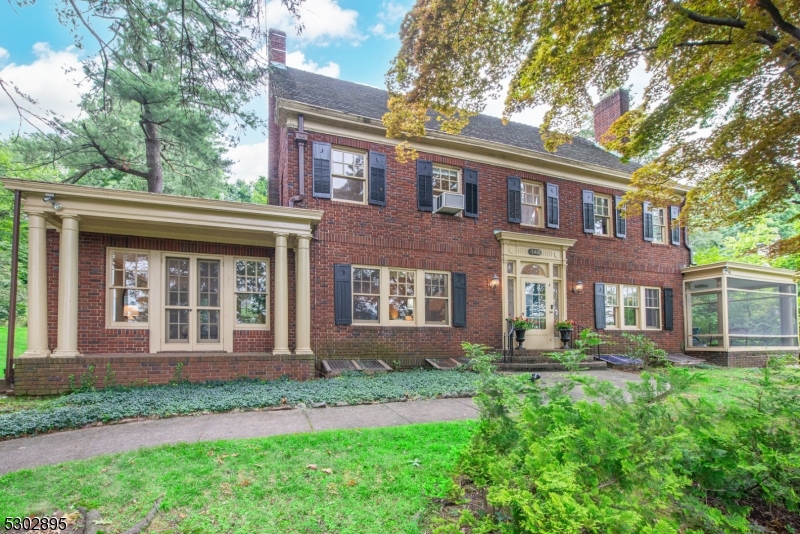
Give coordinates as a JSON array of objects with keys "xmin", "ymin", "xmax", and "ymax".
[{"xmin": 527, "ymin": 248, "xmax": 542, "ymax": 256}]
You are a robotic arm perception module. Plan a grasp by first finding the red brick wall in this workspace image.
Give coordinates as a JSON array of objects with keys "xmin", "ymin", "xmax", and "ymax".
[
  {"xmin": 275, "ymin": 128, "xmax": 690, "ymax": 359},
  {"xmin": 594, "ymin": 89, "xmax": 630, "ymax": 143},
  {"xmin": 686, "ymin": 350, "xmax": 800, "ymax": 368},
  {"xmin": 45, "ymin": 231, "xmax": 281, "ymax": 354},
  {"xmin": 14, "ymin": 353, "xmax": 314, "ymax": 395}
]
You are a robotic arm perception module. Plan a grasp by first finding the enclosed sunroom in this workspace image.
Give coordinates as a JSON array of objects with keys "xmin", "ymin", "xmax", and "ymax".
[{"xmin": 682, "ymin": 262, "xmax": 799, "ymax": 367}]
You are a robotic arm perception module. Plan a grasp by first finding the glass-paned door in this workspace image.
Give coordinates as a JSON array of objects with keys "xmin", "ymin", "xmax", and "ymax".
[
  {"xmin": 525, "ymin": 282, "xmax": 547, "ymax": 329},
  {"xmin": 164, "ymin": 257, "xmax": 223, "ymax": 350},
  {"xmin": 520, "ymin": 277, "xmax": 553, "ymax": 349}
]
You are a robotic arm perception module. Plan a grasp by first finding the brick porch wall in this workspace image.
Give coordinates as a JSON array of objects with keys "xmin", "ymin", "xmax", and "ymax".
[
  {"xmin": 685, "ymin": 350, "xmax": 800, "ymax": 368},
  {"xmin": 13, "ymin": 353, "xmax": 315, "ymax": 395}
]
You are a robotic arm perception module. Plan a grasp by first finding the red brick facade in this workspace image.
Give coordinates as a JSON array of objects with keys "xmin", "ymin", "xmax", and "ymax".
[
  {"xmin": 271, "ymin": 124, "xmax": 691, "ymax": 361},
  {"xmin": 594, "ymin": 89, "xmax": 630, "ymax": 143}
]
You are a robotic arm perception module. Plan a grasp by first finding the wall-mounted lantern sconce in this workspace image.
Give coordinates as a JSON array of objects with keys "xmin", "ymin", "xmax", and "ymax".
[
  {"xmin": 43, "ymin": 193, "xmax": 62, "ymax": 211},
  {"xmin": 489, "ymin": 274, "xmax": 500, "ymax": 292},
  {"xmin": 573, "ymin": 281, "xmax": 584, "ymax": 294}
]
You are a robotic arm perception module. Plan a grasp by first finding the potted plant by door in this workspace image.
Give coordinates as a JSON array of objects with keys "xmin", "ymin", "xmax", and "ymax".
[
  {"xmin": 511, "ymin": 316, "xmax": 534, "ymax": 349},
  {"xmin": 555, "ymin": 319, "xmax": 575, "ymax": 349}
]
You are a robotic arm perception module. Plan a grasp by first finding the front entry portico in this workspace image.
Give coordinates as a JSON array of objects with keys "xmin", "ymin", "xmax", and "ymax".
[{"xmin": 495, "ymin": 231, "xmax": 576, "ymax": 350}]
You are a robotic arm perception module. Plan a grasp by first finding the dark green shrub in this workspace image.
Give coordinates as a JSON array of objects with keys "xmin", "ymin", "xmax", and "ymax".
[
  {"xmin": 623, "ymin": 332, "xmax": 669, "ymax": 368},
  {"xmin": 438, "ymin": 354, "xmax": 800, "ymax": 533}
]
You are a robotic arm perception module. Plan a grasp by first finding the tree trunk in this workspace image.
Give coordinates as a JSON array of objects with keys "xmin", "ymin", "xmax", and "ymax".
[{"xmin": 142, "ymin": 111, "xmax": 164, "ymax": 194}]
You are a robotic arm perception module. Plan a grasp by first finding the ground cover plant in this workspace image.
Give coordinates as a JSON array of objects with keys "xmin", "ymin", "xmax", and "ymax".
[
  {"xmin": 0, "ymin": 420, "xmax": 475, "ymax": 533},
  {"xmin": 0, "ymin": 369, "xmax": 478, "ymax": 439},
  {"xmin": 433, "ymin": 346, "xmax": 800, "ymax": 533},
  {"xmin": 0, "ymin": 325, "xmax": 27, "ymax": 376}
]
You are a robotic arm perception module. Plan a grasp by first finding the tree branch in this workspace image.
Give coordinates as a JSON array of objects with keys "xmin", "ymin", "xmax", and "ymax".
[
  {"xmin": 757, "ymin": 0, "xmax": 800, "ymax": 43},
  {"xmin": 81, "ymin": 123, "xmax": 149, "ymax": 179},
  {"xmin": 673, "ymin": 3, "xmax": 746, "ymax": 29}
]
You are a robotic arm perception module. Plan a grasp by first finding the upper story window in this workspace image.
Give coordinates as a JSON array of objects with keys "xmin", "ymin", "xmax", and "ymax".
[
  {"xmin": 652, "ymin": 207, "xmax": 667, "ymax": 244},
  {"xmin": 594, "ymin": 194, "xmax": 611, "ymax": 236},
  {"xmin": 331, "ymin": 147, "xmax": 366, "ymax": 204},
  {"xmin": 521, "ymin": 180, "xmax": 543, "ymax": 227},
  {"xmin": 109, "ymin": 250, "xmax": 149, "ymax": 326},
  {"xmin": 432, "ymin": 165, "xmax": 460, "ymax": 195}
]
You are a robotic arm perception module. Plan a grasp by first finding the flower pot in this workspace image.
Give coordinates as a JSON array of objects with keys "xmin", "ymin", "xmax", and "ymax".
[
  {"xmin": 514, "ymin": 328, "xmax": 527, "ymax": 349},
  {"xmin": 558, "ymin": 328, "xmax": 573, "ymax": 349}
]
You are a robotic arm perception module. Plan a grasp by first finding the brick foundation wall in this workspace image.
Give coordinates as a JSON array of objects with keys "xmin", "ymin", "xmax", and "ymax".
[
  {"xmin": 14, "ymin": 353, "xmax": 315, "ymax": 395},
  {"xmin": 45, "ymin": 231, "xmax": 280, "ymax": 354},
  {"xmin": 686, "ymin": 350, "xmax": 800, "ymax": 368},
  {"xmin": 275, "ymin": 128, "xmax": 690, "ymax": 360}
]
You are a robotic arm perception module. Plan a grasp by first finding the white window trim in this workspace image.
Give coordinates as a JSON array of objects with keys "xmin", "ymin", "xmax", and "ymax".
[
  {"xmin": 352, "ymin": 265, "xmax": 452, "ymax": 327},
  {"xmin": 652, "ymin": 207, "xmax": 667, "ymax": 244},
  {"xmin": 594, "ymin": 194, "xmax": 612, "ymax": 237},
  {"xmin": 232, "ymin": 257, "xmax": 271, "ymax": 331},
  {"xmin": 331, "ymin": 146, "xmax": 368, "ymax": 205},
  {"xmin": 432, "ymin": 164, "xmax": 461, "ymax": 195},
  {"xmin": 520, "ymin": 179, "xmax": 544, "ymax": 229},
  {"xmin": 105, "ymin": 248, "xmax": 151, "ymax": 329},
  {"xmin": 602, "ymin": 284, "xmax": 662, "ymax": 331},
  {"xmin": 604, "ymin": 285, "xmax": 620, "ymax": 329}
]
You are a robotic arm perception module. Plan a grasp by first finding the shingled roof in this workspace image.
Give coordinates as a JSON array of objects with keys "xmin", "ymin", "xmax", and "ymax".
[{"xmin": 271, "ymin": 67, "xmax": 640, "ymax": 175}]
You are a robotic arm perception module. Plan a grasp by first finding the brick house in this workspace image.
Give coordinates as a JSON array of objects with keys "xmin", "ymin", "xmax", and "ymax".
[{"xmin": 3, "ymin": 29, "xmax": 797, "ymax": 394}]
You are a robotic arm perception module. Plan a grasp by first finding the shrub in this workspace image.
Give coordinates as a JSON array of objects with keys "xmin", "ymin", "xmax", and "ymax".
[
  {"xmin": 438, "ymin": 354, "xmax": 800, "ymax": 533},
  {"xmin": 545, "ymin": 328, "xmax": 603, "ymax": 372},
  {"xmin": 623, "ymin": 332, "xmax": 669, "ymax": 368}
]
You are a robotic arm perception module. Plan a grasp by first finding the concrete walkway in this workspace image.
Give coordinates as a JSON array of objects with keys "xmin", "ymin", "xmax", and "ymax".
[{"xmin": 0, "ymin": 370, "xmax": 639, "ymax": 475}]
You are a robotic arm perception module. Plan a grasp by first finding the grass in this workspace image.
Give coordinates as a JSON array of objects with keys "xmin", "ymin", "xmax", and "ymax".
[
  {"xmin": 0, "ymin": 420, "xmax": 475, "ymax": 534},
  {"xmin": 0, "ymin": 325, "xmax": 27, "ymax": 376}
]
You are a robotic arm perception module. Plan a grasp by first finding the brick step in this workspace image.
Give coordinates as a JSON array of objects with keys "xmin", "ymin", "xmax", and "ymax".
[{"xmin": 496, "ymin": 361, "xmax": 608, "ymax": 372}]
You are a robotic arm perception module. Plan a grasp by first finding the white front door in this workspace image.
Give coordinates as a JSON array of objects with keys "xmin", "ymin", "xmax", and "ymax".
[
  {"xmin": 163, "ymin": 256, "xmax": 224, "ymax": 351},
  {"xmin": 521, "ymin": 277, "xmax": 553, "ymax": 349}
]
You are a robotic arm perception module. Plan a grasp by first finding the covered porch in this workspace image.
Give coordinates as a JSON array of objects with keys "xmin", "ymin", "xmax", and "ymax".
[
  {"xmin": 682, "ymin": 262, "xmax": 799, "ymax": 366},
  {"xmin": 2, "ymin": 178, "xmax": 323, "ymax": 392}
]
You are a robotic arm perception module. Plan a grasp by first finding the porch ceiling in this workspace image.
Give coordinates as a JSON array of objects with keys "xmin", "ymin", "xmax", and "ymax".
[{"xmin": 1, "ymin": 178, "xmax": 324, "ymax": 247}]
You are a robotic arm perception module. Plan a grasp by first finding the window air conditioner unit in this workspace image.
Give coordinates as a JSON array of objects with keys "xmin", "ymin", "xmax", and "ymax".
[{"xmin": 433, "ymin": 192, "xmax": 465, "ymax": 215}]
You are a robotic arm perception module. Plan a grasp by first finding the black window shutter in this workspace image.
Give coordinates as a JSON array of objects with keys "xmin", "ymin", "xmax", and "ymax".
[
  {"xmin": 464, "ymin": 168, "xmax": 478, "ymax": 218},
  {"xmin": 546, "ymin": 183, "xmax": 560, "ymax": 228},
  {"xmin": 368, "ymin": 151, "xmax": 386, "ymax": 206},
  {"xmin": 670, "ymin": 206, "xmax": 680, "ymax": 245},
  {"xmin": 312, "ymin": 142, "xmax": 331, "ymax": 199},
  {"xmin": 614, "ymin": 195, "xmax": 627, "ymax": 238},
  {"xmin": 416, "ymin": 160, "xmax": 433, "ymax": 212},
  {"xmin": 594, "ymin": 283, "xmax": 606, "ymax": 329},
  {"xmin": 334, "ymin": 264, "xmax": 352, "ymax": 325},
  {"xmin": 643, "ymin": 202, "xmax": 654, "ymax": 242},
  {"xmin": 452, "ymin": 272, "xmax": 467, "ymax": 327},
  {"xmin": 582, "ymin": 190, "xmax": 595, "ymax": 234},
  {"xmin": 664, "ymin": 288, "xmax": 674, "ymax": 331},
  {"xmin": 507, "ymin": 176, "xmax": 522, "ymax": 223}
]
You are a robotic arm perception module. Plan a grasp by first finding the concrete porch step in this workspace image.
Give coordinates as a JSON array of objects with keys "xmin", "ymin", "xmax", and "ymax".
[{"xmin": 496, "ymin": 361, "xmax": 608, "ymax": 372}]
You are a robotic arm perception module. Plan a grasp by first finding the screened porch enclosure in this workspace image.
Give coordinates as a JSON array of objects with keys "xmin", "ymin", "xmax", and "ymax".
[{"xmin": 683, "ymin": 263, "xmax": 799, "ymax": 351}]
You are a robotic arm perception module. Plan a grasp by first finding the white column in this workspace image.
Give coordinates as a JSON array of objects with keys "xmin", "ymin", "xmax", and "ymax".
[
  {"xmin": 52, "ymin": 215, "xmax": 81, "ymax": 357},
  {"xmin": 295, "ymin": 235, "xmax": 313, "ymax": 355},
  {"xmin": 20, "ymin": 212, "xmax": 50, "ymax": 357},
  {"xmin": 273, "ymin": 233, "xmax": 290, "ymax": 355}
]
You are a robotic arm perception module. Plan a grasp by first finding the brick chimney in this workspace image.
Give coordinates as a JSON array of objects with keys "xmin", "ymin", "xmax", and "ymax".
[
  {"xmin": 268, "ymin": 28, "xmax": 286, "ymax": 68},
  {"xmin": 593, "ymin": 88, "xmax": 629, "ymax": 143}
]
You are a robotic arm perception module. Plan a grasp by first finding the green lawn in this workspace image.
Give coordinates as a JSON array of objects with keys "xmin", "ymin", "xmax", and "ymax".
[
  {"xmin": 0, "ymin": 326, "xmax": 27, "ymax": 376},
  {"xmin": 0, "ymin": 420, "xmax": 475, "ymax": 533}
]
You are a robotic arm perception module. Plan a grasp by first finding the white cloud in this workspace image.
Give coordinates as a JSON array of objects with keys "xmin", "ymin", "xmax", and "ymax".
[
  {"xmin": 267, "ymin": 0, "xmax": 362, "ymax": 46},
  {"xmin": 369, "ymin": 23, "xmax": 396, "ymax": 40},
  {"xmin": 286, "ymin": 51, "xmax": 340, "ymax": 78},
  {"xmin": 377, "ymin": 1, "xmax": 408, "ymax": 24},
  {"xmin": 0, "ymin": 48, "xmax": 9, "ymax": 62},
  {"xmin": 228, "ymin": 139, "xmax": 269, "ymax": 183},
  {"xmin": 0, "ymin": 43, "xmax": 84, "ymax": 129}
]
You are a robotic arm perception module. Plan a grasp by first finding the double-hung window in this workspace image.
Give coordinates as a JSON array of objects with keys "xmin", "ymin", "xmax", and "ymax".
[
  {"xmin": 108, "ymin": 250, "xmax": 149, "ymax": 326},
  {"xmin": 432, "ymin": 166, "xmax": 460, "ymax": 196},
  {"xmin": 331, "ymin": 147, "xmax": 366, "ymax": 203},
  {"xmin": 623, "ymin": 286, "xmax": 639, "ymax": 327},
  {"xmin": 235, "ymin": 259, "xmax": 269, "ymax": 326},
  {"xmin": 605, "ymin": 285, "xmax": 619, "ymax": 327},
  {"xmin": 652, "ymin": 208, "xmax": 667, "ymax": 244},
  {"xmin": 521, "ymin": 180, "xmax": 543, "ymax": 227},
  {"xmin": 645, "ymin": 288, "xmax": 661, "ymax": 329},
  {"xmin": 594, "ymin": 195, "xmax": 611, "ymax": 236},
  {"xmin": 352, "ymin": 266, "xmax": 451, "ymax": 326}
]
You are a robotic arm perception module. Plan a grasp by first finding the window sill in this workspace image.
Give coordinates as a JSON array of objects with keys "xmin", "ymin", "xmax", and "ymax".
[
  {"xmin": 234, "ymin": 325, "xmax": 270, "ymax": 331},
  {"xmin": 106, "ymin": 323, "xmax": 150, "ymax": 330},
  {"xmin": 520, "ymin": 223, "xmax": 545, "ymax": 230},
  {"xmin": 350, "ymin": 323, "xmax": 452, "ymax": 328}
]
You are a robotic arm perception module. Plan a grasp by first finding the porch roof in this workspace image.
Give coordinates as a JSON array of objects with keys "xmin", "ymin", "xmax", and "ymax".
[
  {"xmin": 1, "ymin": 178, "xmax": 324, "ymax": 247},
  {"xmin": 681, "ymin": 261, "xmax": 798, "ymax": 282}
]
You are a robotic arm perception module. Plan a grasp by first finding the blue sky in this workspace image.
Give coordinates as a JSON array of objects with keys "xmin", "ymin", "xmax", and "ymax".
[{"xmin": 0, "ymin": 0, "xmax": 646, "ymax": 181}]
